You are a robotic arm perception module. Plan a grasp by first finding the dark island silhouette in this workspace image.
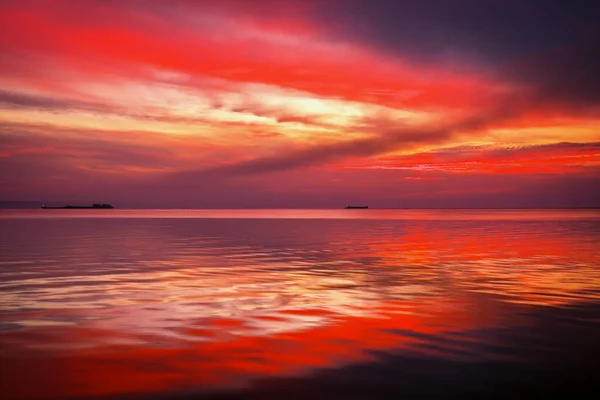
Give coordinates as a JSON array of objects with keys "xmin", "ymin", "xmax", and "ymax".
[
  {"xmin": 41, "ymin": 203, "xmax": 114, "ymax": 209},
  {"xmin": 345, "ymin": 205, "xmax": 369, "ymax": 209}
]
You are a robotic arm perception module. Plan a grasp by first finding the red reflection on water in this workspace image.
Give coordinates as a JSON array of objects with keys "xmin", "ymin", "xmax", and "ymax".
[
  {"xmin": 2, "ymin": 208, "xmax": 600, "ymax": 220},
  {"xmin": 1, "ymin": 294, "xmax": 495, "ymax": 399},
  {"xmin": 1, "ymin": 213, "xmax": 599, "ymax": 399}
]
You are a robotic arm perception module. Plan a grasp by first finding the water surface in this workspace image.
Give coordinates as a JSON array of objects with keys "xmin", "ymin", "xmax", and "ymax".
[{"xmin": 1, "ymin": 209, "xmax": 600, "ymax": 399}]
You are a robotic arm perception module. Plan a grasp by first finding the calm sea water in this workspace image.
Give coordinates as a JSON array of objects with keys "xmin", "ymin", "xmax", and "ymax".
[{"xmin": 1, "ymin": 209, "xmax": 600, "ymax": 399}]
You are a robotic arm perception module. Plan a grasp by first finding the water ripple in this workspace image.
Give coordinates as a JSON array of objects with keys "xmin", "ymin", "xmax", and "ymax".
[{"xmin": 0, "ymin": 210, "xmax": 599, "ymax": 399}]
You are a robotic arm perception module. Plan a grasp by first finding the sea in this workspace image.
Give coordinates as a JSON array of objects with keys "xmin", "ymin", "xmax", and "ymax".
[{"xmin": 1, "ymin": 209, "xmax": 599, "ymax": 399}]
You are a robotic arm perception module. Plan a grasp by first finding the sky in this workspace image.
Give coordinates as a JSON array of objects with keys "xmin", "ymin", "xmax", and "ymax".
[{"xmin": 1, "ymin": 0, "xmax": 599, "ymax": 208}]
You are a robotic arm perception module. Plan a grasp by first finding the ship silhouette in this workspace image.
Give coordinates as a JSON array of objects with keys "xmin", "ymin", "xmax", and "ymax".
[{"xmin": 41, "ymin": 203, "xmax": 114, "ymax": 209}]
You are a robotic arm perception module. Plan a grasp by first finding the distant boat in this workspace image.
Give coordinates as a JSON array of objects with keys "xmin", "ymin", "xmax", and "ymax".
[
  {"xmin": 345, "ymin": 205, "xmax": 369, "ymax": 209},
  {"xmin": 41, "ymin": 204, "xmax": 114, "ymax": 209}
]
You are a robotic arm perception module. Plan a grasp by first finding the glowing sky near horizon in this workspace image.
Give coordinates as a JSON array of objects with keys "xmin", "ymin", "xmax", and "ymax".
[{"xmin": 1, "ymin": 0, "xmax": 599, "ymax": 207}]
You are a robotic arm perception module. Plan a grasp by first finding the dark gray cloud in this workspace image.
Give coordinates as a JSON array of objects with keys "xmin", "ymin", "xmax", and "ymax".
[
  {"xmin": 167, "ymin": 108, "xmax": 508, "ymax": 180},
  {"xmin": 318, "ymin": 0, "xmax": 600, "ymax": 113},
  {"xmin": 0, "ymin": 127, "xmax": 176, "ymax": 169},
  {"xmin": 502, "ymin": 32, "xmax": 600, "ymax": 112},
  {"xmin": 313, "ymin": 0, "xmax": 600, "ymax": 119},
  {"xmin": 0, "ymin": 90, "xmax": 82, "ymax": 110},
  {"xmin": 172, "ymin": 126, "xmax": 446, "ymax": 179},
  {"xmin": 0, "ymin": 89, "xmax": 112, "ymax": 113},
  {"xmin": 318, "ymin": 0, "xmax": 600, "ymax": 67}
]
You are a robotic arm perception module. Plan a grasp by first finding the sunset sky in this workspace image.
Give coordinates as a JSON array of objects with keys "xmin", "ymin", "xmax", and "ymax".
[{"xmin": 1, "ymin": 0, "xmax": 599, "ymax": 208}]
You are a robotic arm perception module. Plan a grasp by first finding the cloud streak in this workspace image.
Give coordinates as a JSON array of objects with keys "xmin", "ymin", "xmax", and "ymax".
[
  {"xmin": 345, "ymin": 142, "xmax": 600, "ymax": 174},
  {"xmin": 0, "ymin": 0, "xmax": 598, "ymax": 207}
]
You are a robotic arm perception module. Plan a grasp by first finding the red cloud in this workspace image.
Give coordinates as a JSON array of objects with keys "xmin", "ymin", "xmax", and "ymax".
[
  {"xmin": 0, "ymin": 0, "xmax": 490, "ymax": 111},
  {"xmin": 0, "ymin": 1, "xmax": 598, "ymax": 207},
  {"xmin": 341, "ymin": 143, "xmax": 600, "ymax": 175}
]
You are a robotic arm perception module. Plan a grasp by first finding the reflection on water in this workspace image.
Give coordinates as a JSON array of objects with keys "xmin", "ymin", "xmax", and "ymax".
[{"xmin": 1, "ymin": 210, "xmax": 599, "ymax": 399}]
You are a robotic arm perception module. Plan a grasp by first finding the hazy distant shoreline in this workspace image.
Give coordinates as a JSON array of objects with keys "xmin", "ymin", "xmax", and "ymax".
[
  {"xmin": 0, "ymin": 201, "xmax": 600, "ymax": 212},
  {"xmin": 1, "ymin": 202, "xmax": 599, "ymax": 210}
]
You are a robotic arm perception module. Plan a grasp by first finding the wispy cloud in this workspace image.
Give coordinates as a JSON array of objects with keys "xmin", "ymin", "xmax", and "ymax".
[
  {"xmin": 343, "ymin": 142, "xmax": 600, "ymax": 174},
  {"xmin": 0, "ymin": 0, "xmax": 598, "ymax": 207}
]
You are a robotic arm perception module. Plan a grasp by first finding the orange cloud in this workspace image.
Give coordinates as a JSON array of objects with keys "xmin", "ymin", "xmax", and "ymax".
[
  {"xmin": 341, "ymin": 143, "xmax": 600, "ymax": 175},
  {"xmin": 0, "ymin": 0, "xmax": 598, "ymax": 206}
]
